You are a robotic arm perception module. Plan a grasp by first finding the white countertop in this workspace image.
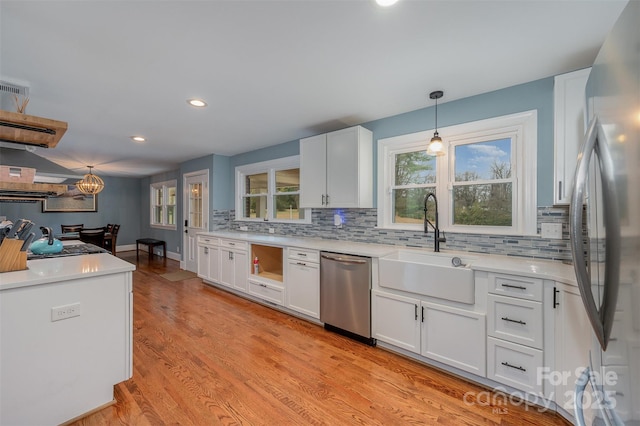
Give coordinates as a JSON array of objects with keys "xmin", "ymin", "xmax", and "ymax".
[
  {"xmin": 0, "ymin": 253, "xmax": 136, "ymax": 291},
  {"xmin": 198, "ymin": 231, "xmax": 578, "ymax": 286}
]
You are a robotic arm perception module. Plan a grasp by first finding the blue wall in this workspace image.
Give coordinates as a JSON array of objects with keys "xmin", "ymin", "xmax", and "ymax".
[
  {"xmin": 223, "ymin": 76, "xmax": 555, "ymax": 207},
  {"xmin": 0, "ymin": 175, "xmax": 142, "ymax": 244},
  {"xmin": 363, "ymin": 76, "xmax": 554, "ymax": 206}
]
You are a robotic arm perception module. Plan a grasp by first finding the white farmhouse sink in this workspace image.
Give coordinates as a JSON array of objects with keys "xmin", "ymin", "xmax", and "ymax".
[{"xmin": 378, "ymin": 250, "xmax": 476, "ymax": 304}]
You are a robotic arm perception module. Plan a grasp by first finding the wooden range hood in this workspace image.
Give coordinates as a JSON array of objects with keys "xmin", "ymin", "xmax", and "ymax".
[{"xmin": 0, "ymin": 110, "xmax": 68, "ymax": 148}]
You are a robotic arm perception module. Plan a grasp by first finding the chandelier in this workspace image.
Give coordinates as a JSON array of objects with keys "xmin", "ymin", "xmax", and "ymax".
[{"xmin": 76, "ymin": 166, "xmax": 104, "ymax": 195}]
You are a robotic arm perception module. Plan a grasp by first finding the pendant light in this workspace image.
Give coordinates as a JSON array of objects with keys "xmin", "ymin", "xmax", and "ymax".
[
  {"xmin": 76, "ymin": 166, "xmax": 104, "ymax": 195},
  {"xmin": 427, "ymin": 90, "xmax": 445, "ymax": 156}
]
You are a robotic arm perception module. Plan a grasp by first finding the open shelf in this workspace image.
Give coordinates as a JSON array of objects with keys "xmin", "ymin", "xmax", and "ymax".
[{"xmin": 251, "ymin": 244, "xmax": 283, "ymax": 283}]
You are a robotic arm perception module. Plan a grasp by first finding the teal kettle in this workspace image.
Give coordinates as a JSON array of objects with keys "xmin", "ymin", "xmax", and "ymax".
[{"xmin": 29, "ymin": 227, "xmax": 63, "ymax": 255}]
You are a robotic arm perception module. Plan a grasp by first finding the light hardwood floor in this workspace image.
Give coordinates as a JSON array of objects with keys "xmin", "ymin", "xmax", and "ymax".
[{"xmin": 71, "ymin": 252, "xmax": 569, "ymax": 425}]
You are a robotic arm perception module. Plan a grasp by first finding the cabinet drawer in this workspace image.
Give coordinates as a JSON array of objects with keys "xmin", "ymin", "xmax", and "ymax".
[
  {"xmin": 220, "ymin": 239, "xmax": 248, "ymax": 251},
  {"xmin": 248, "ymin": 280, "xmax": 284, "ymax": 306},
  {"xmin": 197, "ymin": 236, "xmax": 219, "ymax": 246},
  {"xmin": 487, "ymin": 337, "xmax": 543, "ymax": 394},
  {"xmin": 487, "ymin": 294, "xmax": 543, "ymax": 349},
  {"xmin": 489, "ymin": 273, "xmax": 543, "ymax": 301},
  {"xmin": 288, "ymin": 247, "xmax": 319, "ymax": 263}
]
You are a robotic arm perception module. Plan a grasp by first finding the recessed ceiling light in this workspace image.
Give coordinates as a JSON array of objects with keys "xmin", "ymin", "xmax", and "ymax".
[
  {"xmin": 187, "ymin": 99, "xmax": 207, "ymax": 107},
  {"xmin": 131, "ymin": 136, "xmax": 146, "ymax": 143},
  {"xmin": 376, "ymin": 0, "xmax": 399, "ymax": 6}
]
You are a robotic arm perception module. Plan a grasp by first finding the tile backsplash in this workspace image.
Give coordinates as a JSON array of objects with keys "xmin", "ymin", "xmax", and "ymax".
[{"xmin": 212, "ymin": 206, "xmax": 573, "ymax": 262}]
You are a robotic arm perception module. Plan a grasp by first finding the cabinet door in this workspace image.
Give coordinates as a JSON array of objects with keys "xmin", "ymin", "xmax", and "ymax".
[
  {"xmin": 553, "ymin": 68, "xmax": 590, "ymax": 205},
  {"xmin": 219, "ymin": 249, "xmax": 234, "ymax": 288},
  {"xmin": 233, "ymin": 251, "xmax": 248, "ymax": 293},
  {"xmin": 299, "ymin": 134, "xmax": 327, "ymax": 208},
  {"xmin": 421, "ymin": 302, "xmax": 486, "ymax": 376},
  {"xmin": 286, "ymin": 260, "xmax": 319, "ymax": 318},
  {"xmin": 326, "ymin": 127, "xmax": 360, "ymax": 208},
  {"xmin": 554, "ymin": 284, "xmax": 594, "ymax": 420},
  {"xmin": 372, "ymin": 290, "xmax": 420, "ymax": 354},
  {"xmin": 208, "ymin": 246, "xmax": 220, "ymax": 282},
  {"xmin": 197, "ymin": 245, "xmax": 210, "ymax": 279}
]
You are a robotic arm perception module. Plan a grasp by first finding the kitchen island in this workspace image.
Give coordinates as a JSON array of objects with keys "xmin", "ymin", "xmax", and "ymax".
[{"xmin": 0, "ymin": 253, "xmax": 135, "ymax": 426}]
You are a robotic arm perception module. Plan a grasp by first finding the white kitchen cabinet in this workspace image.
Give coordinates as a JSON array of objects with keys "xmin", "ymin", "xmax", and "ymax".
[
  {"xmin": 487, "ymin": 336, "xmax": 544, "ymax": 394},
  {"xmin": 486, "ymin": 272, "xmax": 546, "ymax": 395},
  {"xmin": 372, "ymin": 290, "xmax": 421, "ymax": 353},
  {"xmin": 286, "ymin": 248, "xmax": 320, "ymax": 318},
  {"xmin": 373, "ymin": 290, "xmax": 486, "ymax": 375},
  {"xmin": 248, "ymin": 279, "xmax": 285, "ymax": 306},
  {"xmin": 553, "ymin": 283, "xmax": 597, "ymax": 422},
  {"xmin": 421, "ymin": 301, "xmax": 486, "ymax": 376},
  {"xmin": 487, "ymin": 294, "xmax": 543, "ymax": 349},
  {"xmin": 197, "ymin": 236, "xmax": 219, "ymax": 282},
  {"xmin": 553, "ymin": 68, "xmax": 590, "ymax": 205},
  {"xmin": 300, "ymin": 125, "xmax": 373, "ymax": 208},
  {"xmin": 219, "ymin": 239, "xmax": 248, "ymax": 292}
]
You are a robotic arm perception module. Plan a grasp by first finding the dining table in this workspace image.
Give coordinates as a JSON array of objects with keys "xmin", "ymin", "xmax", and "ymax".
[{"xmin": 55, "ymin": 232, "xmax": 116, "ymax": 255}]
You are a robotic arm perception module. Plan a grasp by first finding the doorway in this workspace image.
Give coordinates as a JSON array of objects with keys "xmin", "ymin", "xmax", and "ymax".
[{"xmin": 183, "ymin": 170, "xmax": 209, "ymax": 272}]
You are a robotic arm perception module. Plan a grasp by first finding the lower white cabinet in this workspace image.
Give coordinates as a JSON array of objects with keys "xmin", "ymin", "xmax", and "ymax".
[
  {"xmin": 218, "ymin": 239, "xmax": 248, "ymax": 292},
  {"xmin": 286, "ymin": 258, "xmax": 319, "ymax": 318},
  {"xmin": 487, "ymin": 294, "xmax": 543, "ymax": 349},
  {"xmin": 553, "ymin": 283, "xmax": 597, "ymax": 421},
  {"xmin": 372, "ymin": 291, "xmax": 421, "ymax": 353},
  {"xmin": 487, "ymin": 336, "xmax": 543, "ymax": 394},
  {"xmin": 248, "ymin": 279, "xmax": 284, "ymax": 306},
  {"xmin": 197, "ymin": 237, "xmax": 219, "ymax": 282},
  {"xmin": 373, "ymin": 290, "xmax": 486, "ymax": 375},
  {"xmin": 422, "ymin": 302, "xmax": 486, "ymax": 376}
]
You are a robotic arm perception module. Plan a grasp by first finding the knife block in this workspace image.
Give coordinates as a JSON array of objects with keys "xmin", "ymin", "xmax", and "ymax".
[{"xmin": 0, "ymin": 239, "xmax": 27, "ymax": 272}]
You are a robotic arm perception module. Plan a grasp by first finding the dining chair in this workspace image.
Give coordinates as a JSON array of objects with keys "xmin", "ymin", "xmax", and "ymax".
[
  {"xmin": 61, "ymin": 224, "xmax": 84, "ymax": 233},
  {"xmin": 79, "ymin": 228, "xmax": 106, "ymax": 248},
  {"xmin": 106, "ymin": 223, "xmax": 114, "ymax": 233},
  {"xmin": 104, "ymin": 224, "xmax": 120, "ymax": 255}
]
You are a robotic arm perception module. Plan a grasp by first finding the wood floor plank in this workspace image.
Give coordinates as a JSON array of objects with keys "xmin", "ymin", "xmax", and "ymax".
[{"xmin": 69, "ymin": 251, "xmax": 570, "ymax": 426}]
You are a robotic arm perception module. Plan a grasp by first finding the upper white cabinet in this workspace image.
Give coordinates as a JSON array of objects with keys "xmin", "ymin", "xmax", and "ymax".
[
  {"xmin": 553, "ymin": 68, "xmax": 590, "ymax": 205},
  {"xmin": 300, "ymin": 125, "xmax": 373, "ymax": 208}
]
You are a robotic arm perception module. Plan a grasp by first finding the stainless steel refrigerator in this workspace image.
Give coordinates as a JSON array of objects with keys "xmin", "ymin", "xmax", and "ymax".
[{"xmin": 569, "ymin": 1, "xmax": 640, "ymax": 425}]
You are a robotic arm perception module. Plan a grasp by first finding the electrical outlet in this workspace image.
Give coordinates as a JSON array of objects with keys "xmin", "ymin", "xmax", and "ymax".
[
  {"xmin": 269, "ymin": 228, "xmax": 275, "ymax": 234},
  {"xmin": 51, "ymin": 303, "xmax": 81, "ymax": 322},
  {"xmin": 176, "ymin": 246, "xmax": 180, "ymax": 253},
  {"xmin": 541, "ymin": 223, "xmax": 563, "ymax": 239},
  {"xmin": 240, "ymin": 226, "xmax": 248, "ymax": 231}
]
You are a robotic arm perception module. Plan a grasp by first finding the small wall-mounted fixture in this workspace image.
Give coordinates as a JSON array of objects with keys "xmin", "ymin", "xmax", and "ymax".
[
  {"xmin": 130, "ymin": 135, "xmax": 146, "ymax": 143},
  {"xmin": 187, "ymin": 98, "xmax": 207, "ymax": 108},
  {"xmin": 427, "ymin": 90, "xmax": 445, "ymax": 156},
  {"xmin": 76, "ymin": 166, "xmax": 104, "ymax": 195}
]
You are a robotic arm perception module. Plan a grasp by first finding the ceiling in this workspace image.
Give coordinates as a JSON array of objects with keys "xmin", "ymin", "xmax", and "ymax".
[{"xmin": 0, "ymin": 0, "xmax": 627, "ymax": 178}]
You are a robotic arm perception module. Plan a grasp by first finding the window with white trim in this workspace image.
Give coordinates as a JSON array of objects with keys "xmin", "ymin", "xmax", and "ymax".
[
  {"xmin": 236, "ymin": 156, "xmax": 311, "ymax": 223},
  {"xmin": 378, "ymin": 111, "xmax": 537, "ymax": 235},
  {"xmin": 150, "ymin": 180, "xmax": 177, "ymax": 229}
]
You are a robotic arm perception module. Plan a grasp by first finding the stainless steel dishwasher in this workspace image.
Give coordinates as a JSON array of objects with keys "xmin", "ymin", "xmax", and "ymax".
[{"xmin": 320, "ymin": 252, "xmax": 375, "ymax": 345}]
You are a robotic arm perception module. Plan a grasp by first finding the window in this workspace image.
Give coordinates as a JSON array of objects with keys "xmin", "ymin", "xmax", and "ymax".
[
  {"xmin": 378, "ymin": 111, "xmax": 537, "ymax": 235},
  {"xmin": 150, "ymin": 180, "xmax": 177, "ymax": 229},
  {"xmin": 452, "ymin": 137, "xmax": 513, "ymax": 226},
  {"xmin": 236, "ymin": 156, "xmax": 311, "ymax": 223}
]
